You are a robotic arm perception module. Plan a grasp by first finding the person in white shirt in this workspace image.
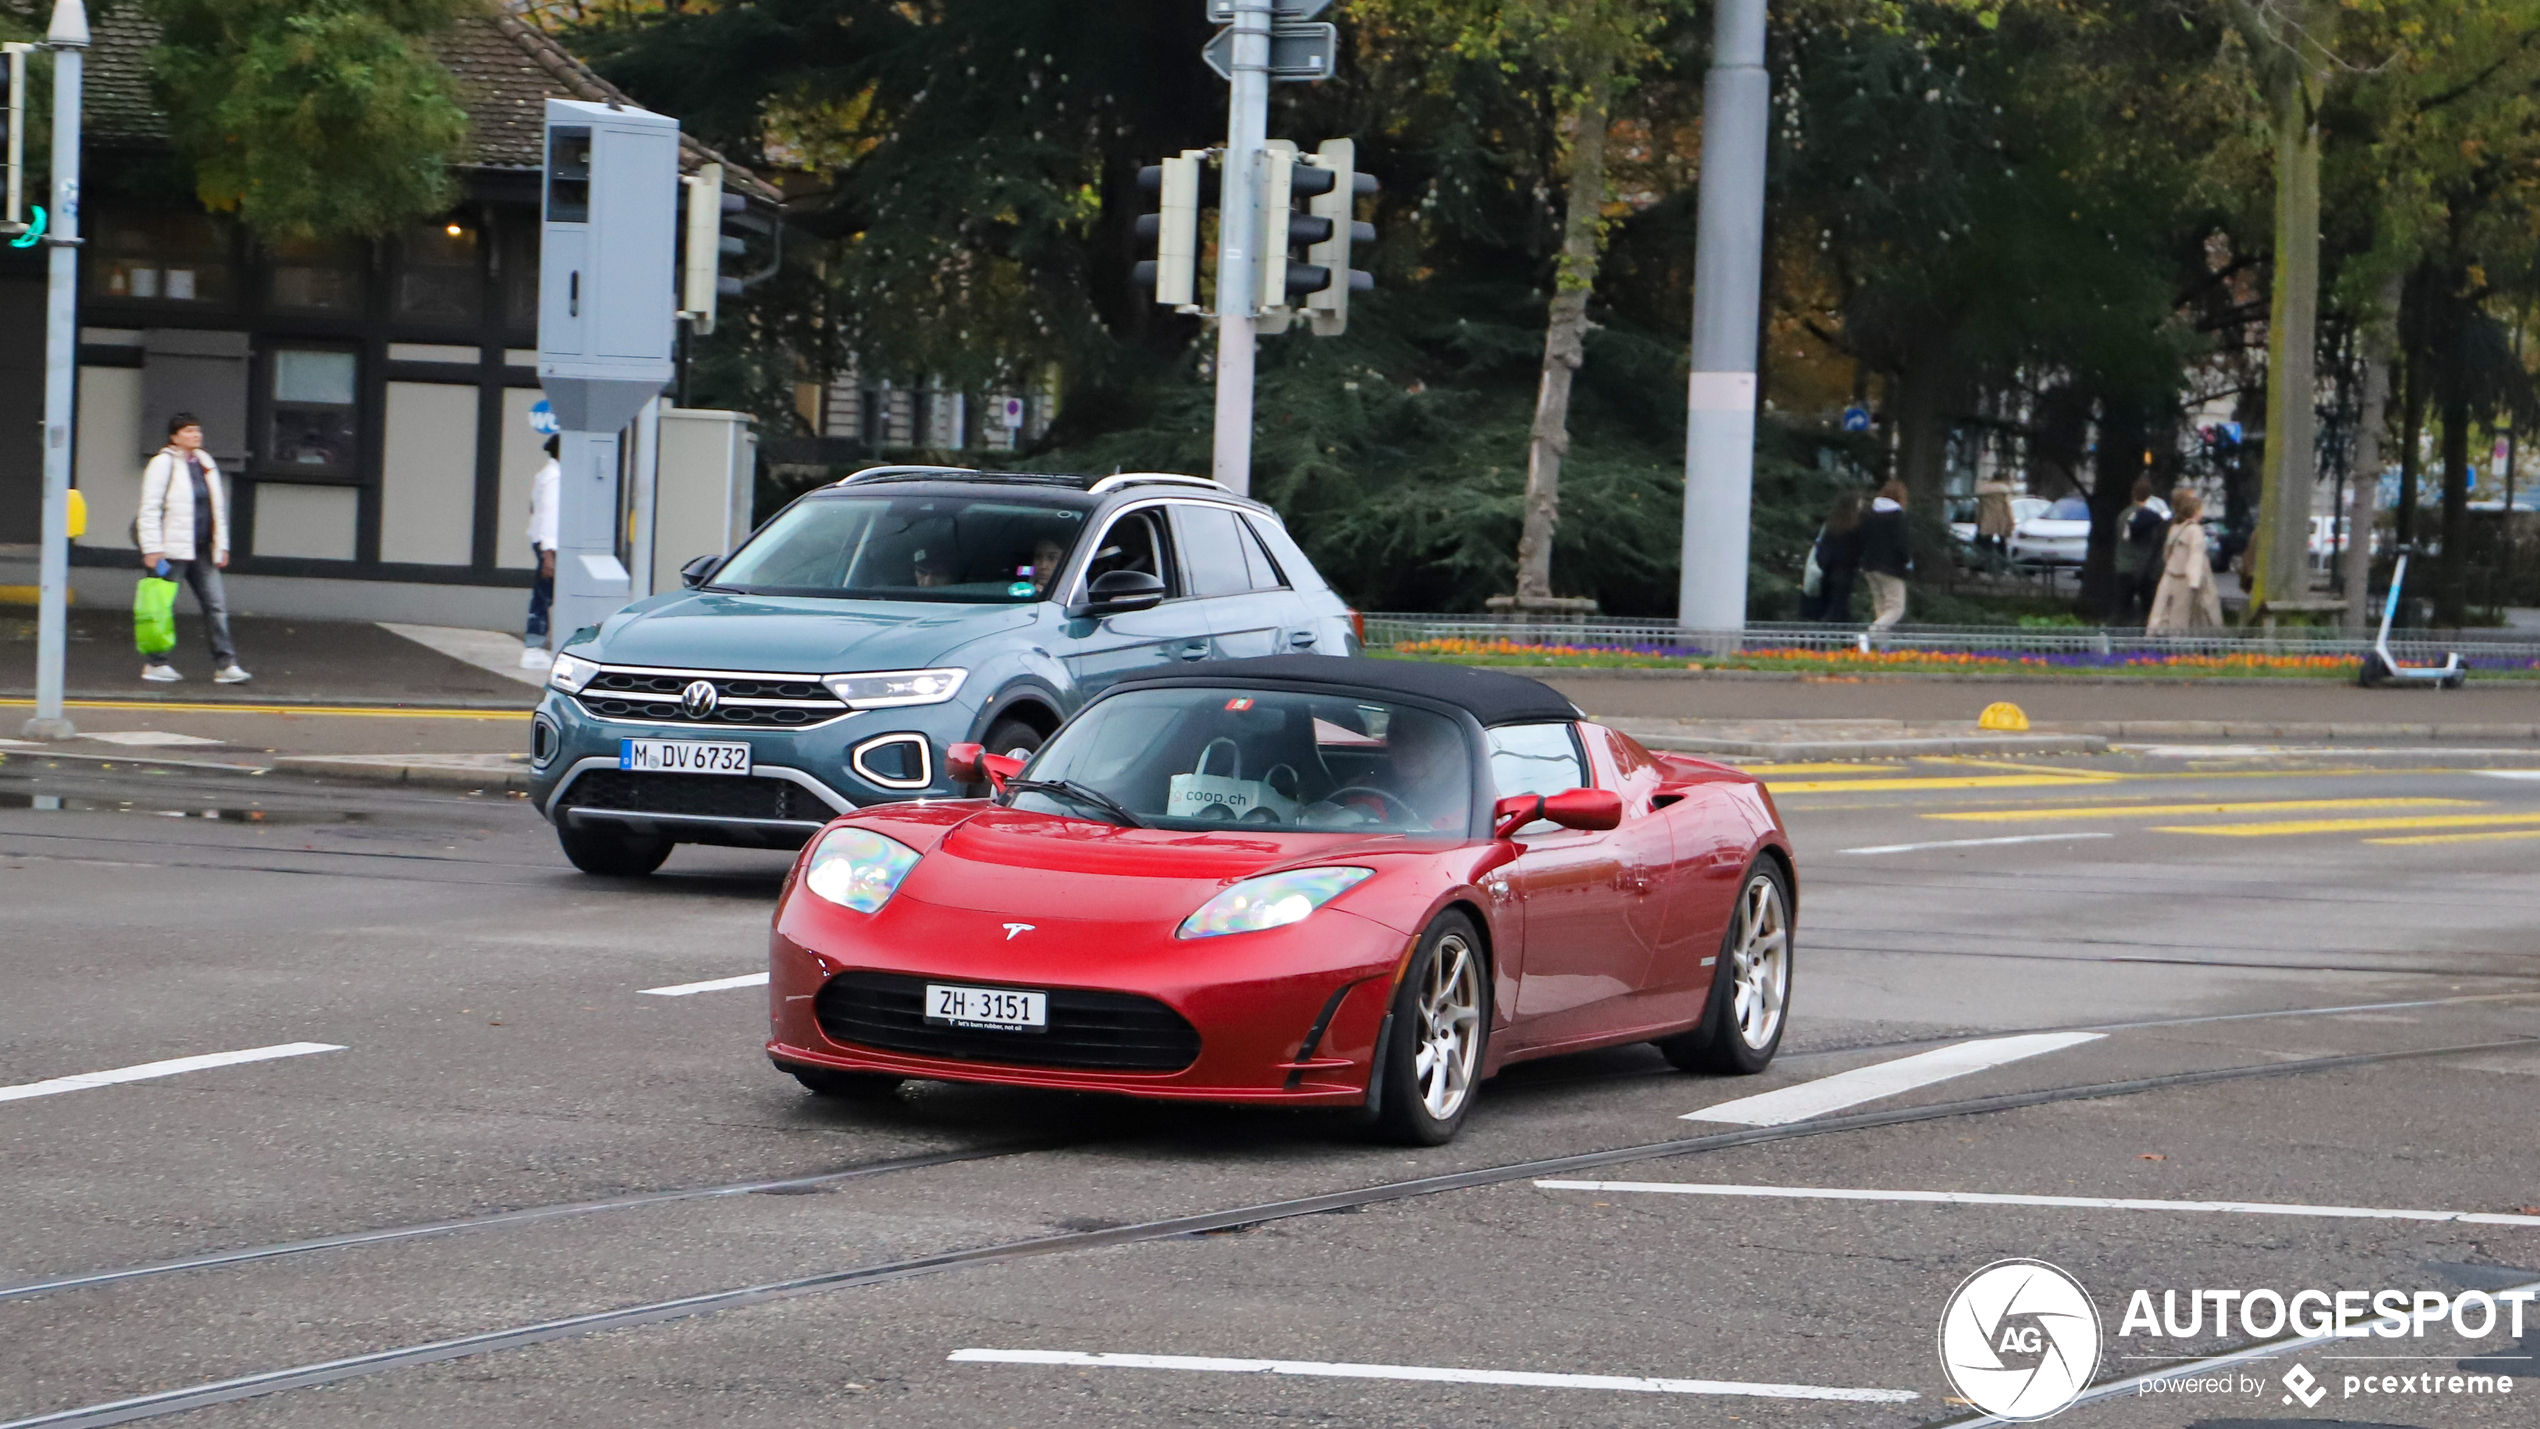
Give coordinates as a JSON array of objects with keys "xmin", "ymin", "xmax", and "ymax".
[
  {"xmin": 523, "ymin": 437, "xmax": 559, "ymax": 666},
  {"xmin": 135, "ymin": 413, "xmax": 251, "ymax": 684}
]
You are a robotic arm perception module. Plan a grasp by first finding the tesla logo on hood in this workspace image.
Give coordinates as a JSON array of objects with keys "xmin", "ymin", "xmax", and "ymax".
[{"xmin": 1002, "ymin": 923, "xmax": 1035, "ymax": 940}]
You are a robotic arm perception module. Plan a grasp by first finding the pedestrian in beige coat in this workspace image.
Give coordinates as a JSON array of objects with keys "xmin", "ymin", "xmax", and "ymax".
[{"xmin": 2146, "ymin": 488, "xmax": 2223, "ymax": 631}]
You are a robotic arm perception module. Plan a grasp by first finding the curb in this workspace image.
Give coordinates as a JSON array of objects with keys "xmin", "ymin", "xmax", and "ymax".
[
  {"xmin": 0, "ymin": 747, "xmax": 271, "ymax": 775},
  {"xmin": 2045, "ymin": 720, "xmax": 2540, "ymax": 741},
  {"xmin": 270, "ymin": 755, "xmax": 536, "ymax": 793},
  {"xmin": 1636, "ymin": 733, "xmax": 2110, "ymax": 759},
  {"xmin": 1462, "ymin": 665, "xmax": 2540, "ymax": 689}
]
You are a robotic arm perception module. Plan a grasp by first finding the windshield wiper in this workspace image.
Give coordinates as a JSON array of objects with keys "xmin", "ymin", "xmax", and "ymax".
[{"xmin": 1003, "ymin": 778, "xmax": 1145, "ymax": 829}]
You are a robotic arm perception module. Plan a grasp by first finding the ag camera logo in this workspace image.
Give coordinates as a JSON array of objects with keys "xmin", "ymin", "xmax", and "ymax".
[{"xmin": 1939, "ymin": 1259, "xmax": 2103, "ymax": 1421}]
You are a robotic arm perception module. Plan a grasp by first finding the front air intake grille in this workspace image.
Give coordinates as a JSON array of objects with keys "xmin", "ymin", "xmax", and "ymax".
[
  {"xmin": 814, "ymin": 971, "xmax": 1201, "ymax": 1072},
  {"xmin": 561, "ymin": 770, "xmax": 824, "ymax": 823},
  {"xmin": 573, "ymin": 668, "xmax": 850, "ymax": 728}
]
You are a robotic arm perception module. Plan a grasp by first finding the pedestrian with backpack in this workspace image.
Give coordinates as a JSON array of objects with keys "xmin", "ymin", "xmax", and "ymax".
[
  {"xmin": 1859, "ymin": 479, "xmax": 1912, "ymax": 630},
  {"xmin": 2114, "ymin": 477, "xmax": 2170, "ymax": 623},
  {"xmin": 135, "ymin": 413, "xmax": 250, "ymax": 684}
]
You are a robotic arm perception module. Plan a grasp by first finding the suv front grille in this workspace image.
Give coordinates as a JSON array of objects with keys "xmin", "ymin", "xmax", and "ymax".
[
  {"xmin": 815, "ymin": 972, "xmax": 1201, "ymax": 1072},
  {"xmin": 561, "ymin": 770, "xmax": 827, "ymax": 823},
  {"xmin": 573, "ymin": 668, "xmax": 850, "ymax": 729}
]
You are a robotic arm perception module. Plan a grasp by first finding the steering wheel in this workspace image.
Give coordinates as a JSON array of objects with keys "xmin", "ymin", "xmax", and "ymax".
[{"xmin": 1326, "ymin": 785, "xmax": 1420, "ymax": 824}]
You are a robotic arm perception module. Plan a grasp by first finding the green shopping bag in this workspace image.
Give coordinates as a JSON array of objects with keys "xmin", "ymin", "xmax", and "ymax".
[{"xmin": 134, "ymin": 575, "xmax": 179, "ymax": 656}]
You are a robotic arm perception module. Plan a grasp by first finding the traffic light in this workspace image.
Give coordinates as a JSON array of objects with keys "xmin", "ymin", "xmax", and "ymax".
[
  {"xmin": 1303, "ymin": 138, "xmax": 1377, "ymax": 337},
  {"xmin": 1257, "ymin": 140, "xmax": 1330, "ymax": 313},
  {"xmin": 679, "ymin": 162, "xmax": 779, "ymax": 336},
  {"xmin": 3, "ymin": 42, "xmax": 32, "ymax": 242},
  {"xmin": 1134, "ymin": 150, "xmax": 1211, "ymax": 310}
]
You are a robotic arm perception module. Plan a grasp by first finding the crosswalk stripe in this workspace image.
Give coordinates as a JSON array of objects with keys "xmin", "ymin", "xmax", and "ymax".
[
  {"xmin": 947, "ymin": 1349, "xmax": 1919, "ymax": 1402},
  {"xmin": 1926, "ymin": 797, "xmax": 2481, "ymax": 824},
  {"xmin": 639, "ymin": 972, "xmax": 769, "ymax": 997},
  {"xmin": 2160, "ymin": 812, "xmax": 2540, "ymax": 838},
  {"xmin": 1529, "ymin": 1181, "xmax": 2540, "ymax": 1227},
  {"xmin": 2367, "ymin": 828, "xmax": 2540, "ymax": 847},
  {"xmin": 0, "ymin": 1043, "xmax": 345, "ymax": 1104},
  {"xmin": 1680, "ymin": 1033, "xmax": 2104, "ymax": 1126}
]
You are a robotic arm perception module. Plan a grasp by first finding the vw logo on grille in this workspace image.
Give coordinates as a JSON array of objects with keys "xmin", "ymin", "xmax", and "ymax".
[{"xmin": 678, "ymin": 679, "xmax": 720, "ymax": 719}]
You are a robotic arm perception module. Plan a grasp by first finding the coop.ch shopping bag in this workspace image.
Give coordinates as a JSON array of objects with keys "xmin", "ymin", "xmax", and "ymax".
[
  {"xmin": 133, "ymin": 575, "xmax": 180, "ymax": 656},
  {"xmin": 1165, "ymin": 738, "xmax": 1298, "ymax": 823}
]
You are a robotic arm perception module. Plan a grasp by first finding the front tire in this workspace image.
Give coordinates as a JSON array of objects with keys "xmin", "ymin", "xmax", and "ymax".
[
  {"xmin": 1372, "ymin": 912, "xmax": 1491, "ymax": 1146},
  {"xmin": 1657, "ymin": 861, "xmax": 1792, "ymax": 1075},
  {"xmin": 980, "ymin": 715, "xmax": 1045, "ymax": 762},
  {"xmin": 557, "ymin": 825, "xmax": 672, "ymax": 877}
]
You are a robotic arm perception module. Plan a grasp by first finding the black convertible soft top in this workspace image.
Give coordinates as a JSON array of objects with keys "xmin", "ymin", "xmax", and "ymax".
[{"xmin": 1112, "ymin": 655, "xmax": 1582, "ymax": 726}]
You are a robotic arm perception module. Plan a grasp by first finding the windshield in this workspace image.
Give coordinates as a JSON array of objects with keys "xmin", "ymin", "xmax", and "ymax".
[
  {"xmin": 1012, "ymin": 687, "xmax": 1475, "ymax": 835},
  {"xmin": 711, "ymin": 494, "xmax": 1088, "ymax": 602},
  {"xmin": 2046, "ymin": 496, "xmax": 2091, "ymax": 520}
]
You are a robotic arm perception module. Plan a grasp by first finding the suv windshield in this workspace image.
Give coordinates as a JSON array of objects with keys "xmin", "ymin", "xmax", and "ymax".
[
  {"xmin": 711, "ymin": 493, "xmax": 1089, "ymax": 602},
  {"xmin": 1013, "ymin": 687, "xmax": 1474, "ymax": 834}
]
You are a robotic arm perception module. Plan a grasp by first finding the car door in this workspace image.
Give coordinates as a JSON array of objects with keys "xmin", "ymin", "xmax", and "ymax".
[
  {"xmin": 1641, "ymin": 749, "xmax": 1755, "ymax": 1026},
  {"xmin": 1169, "ymin": 502, "xmax": 1294, "ymax": 658},
  {"xmin": 1580, "ymin": 724, "xmax": 1675, "ymax": 998},
  {"xmin": 1495, "ymin": 722, "xmax": 1649, "ymax": 1048},
  {"xmin": 1057, "ymin": 505, "xmax": 1210, "ymax": 697}
]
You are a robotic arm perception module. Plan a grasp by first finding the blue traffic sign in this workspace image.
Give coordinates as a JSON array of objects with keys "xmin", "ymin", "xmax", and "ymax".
[{"xmin": 1840, "ymin": 405, "xmax": 1870, "ymax": 433}]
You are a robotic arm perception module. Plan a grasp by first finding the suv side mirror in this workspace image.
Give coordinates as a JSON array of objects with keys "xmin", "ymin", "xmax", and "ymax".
[
  {"xmin": 679, "ymin": 554, "xmax": 721, "ymax": 589},
  {"xmin": 1493, "ymin": 787, "xmax": 1622, "ymax": 839},
  {"xmin": 1069, "ymin": 568, "xmax": 1166, "ymax": 617}
]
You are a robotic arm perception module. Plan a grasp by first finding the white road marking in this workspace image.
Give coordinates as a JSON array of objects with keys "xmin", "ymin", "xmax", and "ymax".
[
  {"xmin": 1839, "ymin": 832, "xmax": 2113, "ymax": 855},
  {"xmin": 2476, "ymin": 769, "xmax": 2540, "ymax": 780},
  {"xmin": 1681, "ymin": 1032, "xmax": 2104, "ymax": 1126},
  {"xmin": 947, "ymin": 1349, "xmax": 1917, "ymax": 1402},
  {"xmin": 0, "ymin": 1043, "xmax": 344, "ymax": 1104},
  {"xmin": 639, "ymin": 972, "xmax": 769, "ymax": 997},
  {"xmin": 78, "ymin": 731, "xmax": 226, "ymax": 747},
  {"xmin": 1534, "ymin": 1181, "xmax": 2540, "ymax": 1227}
]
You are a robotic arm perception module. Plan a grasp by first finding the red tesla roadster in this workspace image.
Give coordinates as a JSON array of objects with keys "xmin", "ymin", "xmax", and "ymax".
[{"xmin": 765, "ymin": 656, "xmax": 1795, "ymax": 1144}]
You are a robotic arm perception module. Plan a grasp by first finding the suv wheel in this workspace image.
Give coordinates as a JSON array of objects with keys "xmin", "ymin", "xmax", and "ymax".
[
  {"xmin": 557, "ymin": 825, "xmax": 673, "ymax": 877},
  {"xmin": 981, "ymin": 715, "xmax": 1045, "ymax": 761}
]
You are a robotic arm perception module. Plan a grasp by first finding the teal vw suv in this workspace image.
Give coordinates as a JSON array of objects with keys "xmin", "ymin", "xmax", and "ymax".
[{"xmin": 529, "ymin": 469, "xmax": 1358, "ymax": 875}]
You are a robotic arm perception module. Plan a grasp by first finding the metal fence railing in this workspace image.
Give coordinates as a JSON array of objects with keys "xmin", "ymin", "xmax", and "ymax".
[{"xmin": 1359, "ymin": 614, "xmax": 2540, "ymax": 668}]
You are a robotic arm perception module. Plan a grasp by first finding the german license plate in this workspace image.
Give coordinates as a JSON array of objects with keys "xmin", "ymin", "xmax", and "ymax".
[
  {"xmin": 924, "ymin": 983, "xmax": 1047, "ymax": 1032},
  {"xmin": 619, "ymin": 739, "xmax": 752, "ymax": 775}
]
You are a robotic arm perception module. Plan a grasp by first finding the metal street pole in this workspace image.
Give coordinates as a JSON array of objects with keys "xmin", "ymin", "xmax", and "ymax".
[
  {"xmin": 1210, "ymin": 0, "xmax": 1271, "ymax": 496},
  {"xmin": 23, "ymin": 0, "xmax": 86, "ymax": 742},
  {"xmin": 1677, "ymin": 0, "xmax": 1767, "ymax": 638}
]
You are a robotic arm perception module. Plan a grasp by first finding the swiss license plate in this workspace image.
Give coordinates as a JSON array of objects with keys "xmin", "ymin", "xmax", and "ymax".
[
  {"xmin": 924, "ymin": 983, "xmax": 1047, "ymax": 1032},
  {"xmin": 619, "ymin": 739, "xmax": 752, "ymax": 775}
]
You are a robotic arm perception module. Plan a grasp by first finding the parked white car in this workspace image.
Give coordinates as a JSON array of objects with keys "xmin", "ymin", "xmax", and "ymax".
[
  {"xmin": 2008, "ymin": 495, "xmax": 2091, "ymax": 566},
  {"xmin": 1950, "ymin": 496, "xmax": 2051, "ymax": 548}
]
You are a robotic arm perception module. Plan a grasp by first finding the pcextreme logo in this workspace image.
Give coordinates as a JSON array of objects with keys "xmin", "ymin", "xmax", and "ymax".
[{"xmin": 1938, "ymin": 1259, "xmax": 2103, "ymax": 1421}]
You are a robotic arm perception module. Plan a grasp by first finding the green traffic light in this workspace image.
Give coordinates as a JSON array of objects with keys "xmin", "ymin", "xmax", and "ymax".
[{"xmin": 8, "ymin": 206, "xmax": 44, "ymax": 249}]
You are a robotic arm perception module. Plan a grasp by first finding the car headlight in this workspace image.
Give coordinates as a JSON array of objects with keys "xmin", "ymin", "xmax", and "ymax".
[
  {"xmin": 548, "ymin": 652, "xmax": 599, "ymax": 693},
  {"xmin": 802, "ymin": 826, "xmax": 921, "ymax": 913},
  {"xmin": 1177, "ymin": 867, "xmax": 1373, "ymax": 940},
  {"xmin": 821, "ymin": 668, "xmax": 968, "ymax": 709}
]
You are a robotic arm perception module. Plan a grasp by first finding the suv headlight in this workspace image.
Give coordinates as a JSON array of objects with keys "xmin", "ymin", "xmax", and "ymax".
[
  {"xmin": 803, "ymin": 826, "xmax": 921, "ymax": 913},
  {"xmin": 1178, "ymin": 867, "xmax": 1373, "ymax": 940},
  {"xmin": 548, "ymin": 652, "xmax": 599, "ymax": 693},
  {"xmin": 822, "ymin": 668, "xmax": 968, "ymax": 709}
]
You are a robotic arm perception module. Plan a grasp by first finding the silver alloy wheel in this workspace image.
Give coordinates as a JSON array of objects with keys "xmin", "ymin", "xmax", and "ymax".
[
  {"xmin": 1413, "ymin": 931, "xmax": 1484, "ymax": 1119},
  {"xmin": 1726, "ymin": 873, "xmax": 1790, "ymax": 1049}
]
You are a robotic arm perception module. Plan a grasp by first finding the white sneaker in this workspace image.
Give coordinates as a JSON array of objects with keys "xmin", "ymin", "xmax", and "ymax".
[
  {"xmin": 213, "ymin": 664, "xmax": 252, "ymax": 684},
  {"xmin": 519, "ymin": 646, "xmax": 554, "ymax": 670},
  {"xmin": 142, "ymin": 664, "xmax": 182, "ymax": 682}
]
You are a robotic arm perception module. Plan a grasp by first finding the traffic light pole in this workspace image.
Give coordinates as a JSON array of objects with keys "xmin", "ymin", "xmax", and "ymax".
[
  {"xmin": 1677, "ymin": 0, "xmax": 1767, "ymax": 639},
  {"xmin": 1209, "ymin": 0, "xmax": 1272, "ymax": 496},
  {"xmin": 22, "ymin": 0, "xmax": 86, "ymax": 742}
]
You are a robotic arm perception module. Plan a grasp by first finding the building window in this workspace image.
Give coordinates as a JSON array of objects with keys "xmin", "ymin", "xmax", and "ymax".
[
  {"xmin": 396, "ymin": 216, "xmax": 483, "ymax": 325},
  {"xmin": 88, "ymin": 209, "xmax": 235, "ymax": 306},
  {"xmin": 266, "ymin": 236, "xmax": 367, "ymax": 314},
  {"xmin": 267, "ymin": 348, "xmax": 360, "ymax": 476}
]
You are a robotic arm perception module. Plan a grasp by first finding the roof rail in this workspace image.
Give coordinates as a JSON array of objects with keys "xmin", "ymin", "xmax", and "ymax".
[
  {"xmin": 1086, "ymin": 472, "xmax": 1230, "ymax": 495},
  {"xmin": 834, "ymin": 465, "xmax": 980, "ymax": 485}
]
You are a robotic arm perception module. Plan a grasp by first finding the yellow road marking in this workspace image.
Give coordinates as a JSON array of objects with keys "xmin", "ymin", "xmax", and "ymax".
[
  {"xmin": 1771, "ymin": 774, "xmax": 2119, "ymax": 794},
  {"xmin": 2368, "ymin": 828, "xmax": 2540, "ymax": 847},
  {"xmin": 1739, "ymin": 762, "xmax": 1901, "ymax": 777},
  {"xmin": 1913, "ymin": 756, "xmax": 2122, "ymax": 778},
  {"xmin": 0, "ymin": 697, "xmax": 526, "ymax": 721},
  {"xmin": 1928, "ymin": 797, "xmax": 2485, "ymax": 824},
  {"xmin": 2160, "ymin": 812, "xmax": 2540, "ymax": 837}
]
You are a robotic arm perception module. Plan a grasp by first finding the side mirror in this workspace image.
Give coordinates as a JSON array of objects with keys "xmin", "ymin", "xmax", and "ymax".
[
  {"xmin": 1069, "ymin": 568, "xmax": 1166, "ymax": 617},
  {"xmin": 679, "ymin": 554, "xmax": 721, "ymax": 589},
  {"xmin": 1493, "ymin": 787, "xmax": 1622, "ymax": 839},
  {"xmin": 946, "ymin": 742, "xmax": 1023, "ymax": 793}
]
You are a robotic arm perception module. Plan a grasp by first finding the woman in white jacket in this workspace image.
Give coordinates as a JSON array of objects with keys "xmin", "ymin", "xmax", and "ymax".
[{"xmin": 136, "ymin": 413, "xmax": 250, "ymax": 683}]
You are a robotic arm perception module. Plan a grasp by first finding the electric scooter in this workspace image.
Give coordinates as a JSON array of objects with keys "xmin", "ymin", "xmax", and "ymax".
[{"xmin": 2357, "ymin": 554, "xmax": 2465, "ymax": 689}]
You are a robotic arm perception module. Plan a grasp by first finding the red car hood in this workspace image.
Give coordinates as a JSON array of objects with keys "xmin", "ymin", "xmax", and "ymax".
[{"xmin": 889, "ymin": 807, "xmax": 1445, "ymax": 923}]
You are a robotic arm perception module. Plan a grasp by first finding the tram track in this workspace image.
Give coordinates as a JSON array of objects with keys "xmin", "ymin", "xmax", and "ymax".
[{"xmin": 9, "ymin": 1032, "xmax": 2533, "ymax": 1429}]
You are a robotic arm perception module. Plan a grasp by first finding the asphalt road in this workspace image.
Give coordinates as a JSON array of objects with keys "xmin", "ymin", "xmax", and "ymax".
[{"xmin": 3, "ymin": 747, "xmax": 2538, "ymax": 1429}]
